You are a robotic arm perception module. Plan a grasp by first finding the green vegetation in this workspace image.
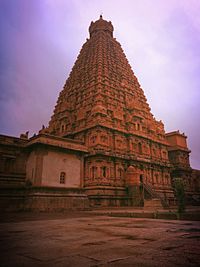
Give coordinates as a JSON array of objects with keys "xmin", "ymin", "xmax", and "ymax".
[{"xmin": 173, "ymin": 178, "xmax": 185, "ymax": 215}]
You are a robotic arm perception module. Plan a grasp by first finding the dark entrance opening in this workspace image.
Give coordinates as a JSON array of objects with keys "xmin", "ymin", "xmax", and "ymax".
[{"xmin": 140, "ymin": 174, "xmax": 144, "ymax": 205}]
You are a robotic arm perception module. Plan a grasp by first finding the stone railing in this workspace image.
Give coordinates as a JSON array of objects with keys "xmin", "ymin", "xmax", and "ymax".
[{"xmin": 143, "ymin": 181, "xmax": 169, "ymax": 208}]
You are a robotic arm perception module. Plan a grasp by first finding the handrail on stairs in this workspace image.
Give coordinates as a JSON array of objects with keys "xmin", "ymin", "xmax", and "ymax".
[{"xmin": 143, "ymin": 181, "xmax": 169, "ymax": 208}]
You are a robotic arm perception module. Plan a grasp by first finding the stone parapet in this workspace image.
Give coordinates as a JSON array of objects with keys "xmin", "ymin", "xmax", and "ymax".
[
  {"xmin": 27, "ymin": 134, "xmax": 88, "ymax": 153},
  {"xmin": 0, "ymin": 186, "xmax": 89, "ymax": 212}
]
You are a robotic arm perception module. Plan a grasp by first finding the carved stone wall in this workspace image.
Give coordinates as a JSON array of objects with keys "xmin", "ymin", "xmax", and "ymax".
[
  {"xmin": 84, "ymin": 156, "xmax": 126, "ymax": 187},
  {"xmin": 0, "ymin": 135, "xmax": 28, "ymax": 186}
]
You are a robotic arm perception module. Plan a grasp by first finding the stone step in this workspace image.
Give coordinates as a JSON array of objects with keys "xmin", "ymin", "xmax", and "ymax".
[
  {"xmin": 0, "ymin": 173, "xmax": 26, "ymax": 186},
  {"xmin": 144, "ymin": 198, "xmax": 163, "ymax": 209}
]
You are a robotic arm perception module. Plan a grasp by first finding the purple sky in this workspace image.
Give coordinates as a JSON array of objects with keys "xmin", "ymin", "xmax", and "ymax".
[{"xmin": 0, "ymin": 0, "xmax": 200, "ymax": 169}]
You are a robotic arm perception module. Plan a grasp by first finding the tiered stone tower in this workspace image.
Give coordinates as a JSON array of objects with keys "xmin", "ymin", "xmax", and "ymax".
[{"xmin": 48, "ymin": 16, "xmax": 175, "ymax": 206}]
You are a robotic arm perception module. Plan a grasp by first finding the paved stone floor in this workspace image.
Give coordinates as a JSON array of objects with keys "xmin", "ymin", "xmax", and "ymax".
[{"xmin": 0, "ymin": 212, "xmax": 200, "ymax": 267}]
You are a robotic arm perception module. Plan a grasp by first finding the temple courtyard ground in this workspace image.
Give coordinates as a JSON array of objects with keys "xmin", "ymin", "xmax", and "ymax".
[{"xmin": 1, "ymin": 208, "xmax": 200, "ymax": 267}]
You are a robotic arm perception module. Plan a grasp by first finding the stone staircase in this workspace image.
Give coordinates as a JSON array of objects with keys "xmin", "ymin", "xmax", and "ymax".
[
  {"xmin": 144, "ymin": 198, "xmax": 163, "ymax": 210},
  {"xmin": 143, "ymin": 181, "xmax": 169, "ymax": 208}
]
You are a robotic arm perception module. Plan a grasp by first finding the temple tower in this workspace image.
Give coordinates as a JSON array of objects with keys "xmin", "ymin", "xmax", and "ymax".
[{"xmin": 48, "ymin": 16, "xmax": 175, "ymax": 206}]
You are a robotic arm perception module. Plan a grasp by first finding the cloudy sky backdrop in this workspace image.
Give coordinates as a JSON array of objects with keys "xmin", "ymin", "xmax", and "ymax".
[{"xmin": 0, "ymin": 0, "xmax": 200, "ymax": 168}]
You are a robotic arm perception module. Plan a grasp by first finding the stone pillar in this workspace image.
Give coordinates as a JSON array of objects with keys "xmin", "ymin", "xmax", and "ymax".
[
  {"xmin": 125, "ymin": 166, "xmax": 143, "ymax": 206},
  {"xmin": 80, "ymin": 155, "xmax": 84, "ymax": 188}
]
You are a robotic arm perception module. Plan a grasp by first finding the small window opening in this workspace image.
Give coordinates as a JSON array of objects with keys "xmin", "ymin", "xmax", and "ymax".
[
  {"xmin": 138, "ymin": 143, "xmax": 142, "ymax": 154},
  {"xmin": 155, "ymin": 174, "xmax": 159, "ymax": 184},
  {"xmin": 118, "ymin": 168, "xmax": 123, "ymax": 178},
  {"xmin": 91, "ymin": 166, "xmax": 97, "ymax": 179},
  {"xmin": 102, "ymin": 166, "xmax": 107, "ymax": 178},
  {"xmin": 60, "ymin": 172, "xmax": 66, "ymax": 184}
]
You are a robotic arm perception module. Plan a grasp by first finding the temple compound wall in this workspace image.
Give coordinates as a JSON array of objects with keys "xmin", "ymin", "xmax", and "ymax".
[
  {"xmin": 0, "ymin": 130, "xmax": 199, "ymax": 211},
  {"xmin": 0, "ymin": 135, "xmax": 28, "ymax": 186},
  {"xmin": 166, "ymin": 131, "xmax": 200, "ymax": 204},
  {"xmin": 0, "ymin": 134, "xmax": 89, "ymax": 211}
]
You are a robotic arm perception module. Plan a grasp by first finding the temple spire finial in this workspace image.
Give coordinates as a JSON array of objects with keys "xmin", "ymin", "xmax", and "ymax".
[{"xmin": 89, "ymin": 13, "xmax": 113, "ymax": 38}]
